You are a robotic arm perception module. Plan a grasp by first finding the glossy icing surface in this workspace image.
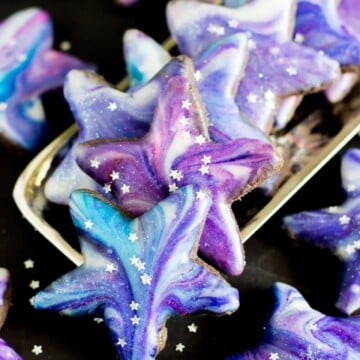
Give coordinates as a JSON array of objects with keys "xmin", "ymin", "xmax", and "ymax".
[
  {"xmin": 166, "ymin": 0, "xmax": 340, "ymax": 133},
  {"xmin": 295, "ymin": 0, "xmax": 360, "ymax": 66},
  {"xmin": 44, "ymin": 58, "xmax": 187, "ymax": 204},
  {"xmin": 228, "ymin": 282, "xmax": 360, "ymax": 359},
  {"xmin": 283, "ymin": 148, "xmax": 360, "ymax": 314},
  {"xmin": 124, "ymin": 30, "xmax": 271, "ymax": 142},
  {"xmin": 75, "ymin": 65, "xmax": 280, "ymax": 275},
  {"xmin": 34, "ymin": 186, "xmax": 239, "ymax": 360},
  {"xmin": 0, "ymin": 8, "xmax": 89, "ymax": 149}
]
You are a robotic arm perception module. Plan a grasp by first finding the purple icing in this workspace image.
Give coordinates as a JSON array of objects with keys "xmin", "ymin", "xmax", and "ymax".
[
  {"xmin": 0, "ymin": 339, "xmax": 21, "ymax": 360},
  {"xmin": 124, "ymin": 29, "xmax": 271, "ymax": 143},
  {"xmin": 34, "ymin": 186, "xmax": 239, "ymax": 359},
  {"xmin": 338, "ymin": 0, "xmax": 360, "ymax": 39},
  {"xmin": 166, "ymin": 0, "xmax": 340, "ymax": 133},
  {"xmin": 295, "ymin": 1, "xmax": 360, "ymax": 66},
  {"xmin": 283, "ymin": 148, "xmax": 360, "ymax": 314},
  {"xmin": 234, "ymin": 34, "xmax": 339, "ymax": 133},
  {"xmin": 0, "ymin": 8, "xmax": 91, "ymax": 150},
  {"xmin": 75, "ymin": 64, "xmax": 280, "ymax": 275},
  {"xmin": 228, "ymin": 282, "xmax": 360, "ymax": 359},
  {"xmin": 166, "ymin": 0, "xmax": 296, "ymax": 57},
  {"xmin": 44, "ymin": 58, "xmax": 187, "ymax": 204}
]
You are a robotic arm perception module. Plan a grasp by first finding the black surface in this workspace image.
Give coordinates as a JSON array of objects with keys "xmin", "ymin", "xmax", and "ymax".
[{"xmin": 0, "ymin": 1, "xmax": 358, "ymax": 359}]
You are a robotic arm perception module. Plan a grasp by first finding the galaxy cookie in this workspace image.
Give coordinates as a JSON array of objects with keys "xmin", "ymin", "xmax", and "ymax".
[
  {"xmin": 0, "ymin": 269, "xmax": 21, "ymax": 360},
  {"xmin": 75, "ymin": 63, "xmax": 280, "ymax": 275},
  {"xmin": 283, "ymin": 148, "xmax": 360, "ymax": 314},
  {"xmin": 44, "ymin": 57, "xmax": 187, "ymax": 205},
  {"xmin": 123, "ymin": 29, "xmax": 171, "ymax": 89},
  {"xmin": 166, "ymin": 0, "xmax": 340, "ymax": 134},
  {"xmin": 124, "ymin": 30, "xmax": 272, "ymax": 143},
  {"xmin": 34, "ymin": 186, "xmax": 239, "ymax": 360},
  {"xmin": 0, "ymin": 8, "xmax": 90, "ymax": 150},
  {"xmin": 294, "ymin": 0, "xmax": 360, "ymax": 102},
  {"xmin": 227, "ymin": 282, "xmax": 360, "ymax": 359}
]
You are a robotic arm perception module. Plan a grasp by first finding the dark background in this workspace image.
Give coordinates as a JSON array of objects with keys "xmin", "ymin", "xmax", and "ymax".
[{"xmin": 0, "ymin": 1, "xmax": 358, "ymax": 359}]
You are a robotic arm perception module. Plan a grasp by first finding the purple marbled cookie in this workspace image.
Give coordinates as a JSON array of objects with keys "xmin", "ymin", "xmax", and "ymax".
[
  {"xmin": 75, "ymin": 62, "xmax": 281, "ymax": 275},
  {"xmin": 44, "ymin": 57, "xmax": 187, "ymax": 205},
  {"xmin": 0, "ymin": 8, "xmax": 90, "ymax": 150},
  {"xmin": 295, "ymin": 0, "xmax": 360, "ymax": 102},
  {"xmin": 34, "ymin": 186, "xmax": 239, "ymax": 360},
  {"xmin": 284, "ymin": 148, "xmax": 360, "ymax": 314},
  {"xmin": 166, "ymin": 0, "xmax": 340, "ymax": 133},
  {"xmin": 228, "ymin": 282, "xmax": 360, "ymax": 359},
  {"xmin": 124, "ymin": 30, "xmax": 271, "ymax": 143}
]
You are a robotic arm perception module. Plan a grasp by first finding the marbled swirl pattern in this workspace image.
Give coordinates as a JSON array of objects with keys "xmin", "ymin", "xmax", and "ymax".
[
  {"xmin": 124, "ymin": 30, "xmax": 273, "ymax": 143},
  {"xmin": 295, "ymin": 0, "xmax": 360, "ymax": 102},
  {"xmin": 295, "ymin": 0, "xmax": 360, "ymax": 66},
  {"xmin": 123, "ymin": 29, "xmax": 171, "ymax": 89},
  {"xmin": 44, "ymin": 58, "xmax": 187, "ymax": 204},
  {"xmin": 228, "ymin": 283, "xmax": 360, "ymax": 359},
  {"xmin": 166, "ymin": 0, "xmax": 340, "ymax": 133},
  {"xmin": 284, "ymin": 148, "xmax": 360, "ymax": 314},
  {"xmin": 34, "ymin": 186, "xmax": 239, "ymax": 360},
  {"xmin": 75, "ymin": 66, "xmax": 280, "ymax": 275},
  {"xmin": 0, "ymin": 8, "xmax": 90, "ymax": 150}
]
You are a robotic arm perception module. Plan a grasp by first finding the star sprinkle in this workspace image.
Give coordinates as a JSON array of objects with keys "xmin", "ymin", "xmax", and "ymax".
[
  {"xmin": 187, "ymin": 323, "xmax": 198, "ymax": 333},
  {"xmin": 84, "ymin": 219, "xmax": 94, "ymax": 229},
  {"xmin": 76, "ymin": 64, "xmax": 280, "ymax": 275},
  {"xmin": 123, "ymin": 29, "xmax": 172, "ymax": 89},
  {"xmin": 129, "ymin": 301, "xmax": 140, "ymax": 311},
  {"xmin": 283, "ymin": 148, "xmax": 360, "ymax": 314},
  {"xmin": 175, "ymin": 343, "xmax": 186, "ymax": 352},
  {"xmin": 44, "ymin": 57, "xmax": 189, "ymax": 205},
  {"xmin": 226, "ymin": 283, "xmax": 360, "ymax": 359},
  {"xmin": 29, "ymin": 280, "xmax": 40, "ymax": 290},
  {"xmin": 106, "ymin": 264, "xmax": 117, "ymax": 273},
  {"xmin": 117, "ymin": 338, "xmax": 127, "ymax": 348},
  {"xmin": 32, "ymin": 345, "xmax": 43, "ymax": 356},
  {"xmin": 34, "ymin": 186, "xmax": 239, "ymax": 360},
  {"xmin": 24, "ymin": 259, "xmax": 34, "ymax": 269},
  {"xmin": 269, "ymin": 353, "xmax": 279, "ymax": 360},
  {"xmin": 0, "ymin": 8, "xmax": 90, "ymax": 150},
  {"xmin": 167, "ymin": 0, "xmax": 340, "ymax": 133}
]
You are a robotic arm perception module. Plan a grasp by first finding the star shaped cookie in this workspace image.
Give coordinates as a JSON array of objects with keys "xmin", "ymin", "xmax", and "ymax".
[
  {"xmin": 0, "ymin": 8, "xmax": 90, "ymax": 150},
  {"xmin": 44, "ymin": 57, "xmax": 187, "ymax": 204},
  {"xmin": 166, "ymin": 0, "xmax": 340, "ymax": 133},
  {"xmin": 283, "ymin": 148, "xmax": 360, "ymax": 314},
  {"xmin": 227, "ymin": 283, "xmax": 360, "ymax": 359},
  {"xmin": 34, "ymin": 186, "xmax": 239, "ymax": 360},
  {"xmin": 75, "ymin": 63, "xmax": 280, "ymax": 274}
]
